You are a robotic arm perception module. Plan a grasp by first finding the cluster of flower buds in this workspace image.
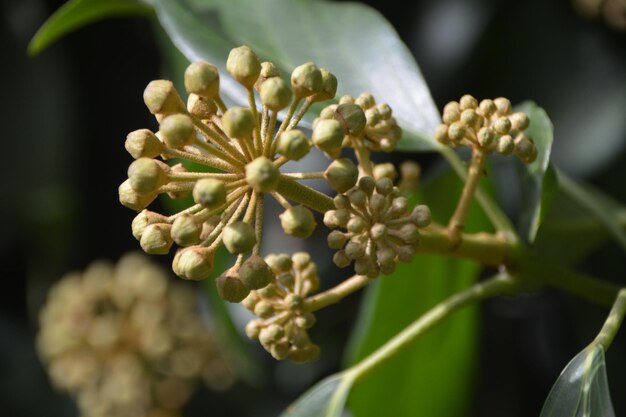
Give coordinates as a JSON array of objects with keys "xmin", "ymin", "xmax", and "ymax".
[
  {"xmin": 324, "ymin": 175, "xmax": 431, "ymax": 277},
  {"xmin": 241, "ymin": 253, "xmax": 320, "ymax": 362},
  {"xmin": 312, "ymin": 93, "xmax": 401, "ymax": 158},
  {"xmin": 435, "ymin": 95, "xmax": 538, "ymax": 163},
  {"xmin": 37, "ymin": 254, "xmax": 233, "ymax": 417}
]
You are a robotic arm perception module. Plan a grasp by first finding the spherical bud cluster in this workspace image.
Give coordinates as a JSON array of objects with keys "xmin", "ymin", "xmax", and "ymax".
[
  {"xmin": 435, "ymin": 95, "xmax": 538, "ymax": 163},
  {"xmin": 37, "ymin": 254, "xmax": 234, "ymax": 417},
  {"xmin": 242, "ymin": 253, "xmax": 320, "ymax": 362},
  {"xmin": 324, "ymin": 176, "xmax": 431, "ymax": 277}
]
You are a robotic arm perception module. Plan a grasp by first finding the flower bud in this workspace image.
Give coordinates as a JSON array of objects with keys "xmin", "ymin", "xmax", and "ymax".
[
  {"xmin": 514, "ymin": 134, "xmax": 537, "ymax": 163},
  {"xmin": 223, "ymin": 222, "xmax": 256, "ymax": 254},
  {"xmin": 259, "ymin": 324, "xmax": 284, "ymax": 345},
  {"xmin": 239, "ymin": 255, "xmax": 274, "ymax": 290},
  {"xmin": 397, "ymin": 223, "xmax": 420, "ymax": 244},
  {"xmin": 510, "ymin": 112, "xmax": 530, "ymax": 131},
  {"xmin": 435, "ymin": 124, "xmax": 450, "ymax": 144},
  {"xmin": 345, "ymin": 241, "xmax": 366, "ymax": 259},
  {"xmin": 459, "ymin": 94, "xmax": 478, "ymax": 110},
  {"xmin": 348, "ymin": 189, "xmax": 367, "ymax": 208},
  {"xmin": 254, "ymin": 300, "xmax": 274, "ymax": 319},
  {"xmin": 310, "ymin": 68, "xmax": 337, "ymax": 102},
  {"xmin": 245, "ymin": 156, "xmax": 279, "ymax": 192},
  {"xmin": 292, "ymin": 251, "xmax": 311, "ymax": 268},
  {"xmin": 187, "ymin": 94, "xmax": 217, "ymax": 119},
  {"xmin": 259, "ymin": 62, "xmax": 280, "ymax": 80},
  {"xmin": 193, "ymin": 178, "xmax": 227, "ymax": 209},
  {"xmin": 128, "ymin": 158, "xmax": 168, "ymax": 194},
  {"xmin": 295, "ymin": 312, "xmax": 316, "ymax": 329},
  {"xmin": 266, "ymin": 253, "xmax": 293, "ymax": 272},
  {"xmin": 291, "ymin": 62, "xmax": 322, "ymax": 98},
  {"xmin": 119, "ymin": 179, "xmax": 157, "ymax": 211},
  {"xmin": 324, "ymin": 158, "xmax": 358, "ymax": 193},
  {"xmin": 245, "ymin": 320, "xmax": 262, "ymax": 339},
  {"xmin": 172, "ymin": 246, "xmax": 214, "ymax": 280},
  {"xmin": 355, "ymin": 92, "xmax": 375, "ymax": 110},
  {"xmin": 260, "ymin": 77, "xmax": 292, "ymax": 111},
  {"xmin": 226, "ymin": 46, "xmax": 261, "ymax": 88},
  {"xmin": 373, "ymin": 163, "xmax": 397, "ymax": 182},
  {"xmin": 375, "ymin": 177, "xmax": 394, "ymax": 196},
  {"xmin": 497, "ymin": 135, "xmax": 514, "ymax": 155},
  {"xmin": 333, "ymin": 195, "xmax": 350, "ymax": 209},
  {"xmin": 479, "ymin": 99, "xmax": 496, "ymax": 116},
  {"xmin": 347, "ymin": 217, "xmax": 366, "ymax": 234},
  {"xmin": 159, "ymin": 114, "xmax": 196, "ymax": 149},
  {"xmin": 333, "ymin": 250, "xmax": 351, "ymax": 268},
  {"xmin": 327, "ymin": 230, "xmax": 348, "ymax": 249},
  {"xmin": 494, "ymin": 97, "xmax": 512, "ymax": 115},
  {"xmin": 222, "ymin": 107, "xmax": 255, "ymax": 139},
  {"xmin": 280, "ymin": 206, "xmax": 317, "ymax": 238},
  {"xmin": 334, "ymin": 103, "xmax": 366, "ymax": 137},
  {"xmin": 276, "ymin": 130, "xmax": 311, "ymax": 161},
  {"xmin": 215, "ymin": 268, "xmax": 250, "ymax": 302},
  {"xmin": 370, "ymin": 223, "xmax": 388, "ymax": 241},
  {"xmin": 171, "ymin": 214, "xmax": 201, "ymax": 246},
  {"xmin": 125, "ymin": 129, "xmax": 163, "ymax": 159},
  {"xmin": 460, "ymin": 109, "xmax": 479, "ymax": 128},
  {"xmin": 140, "ymin": 224, "xmax": 173, "ymax": 255},
  {"xmin": 184, "ymin": 61, "xmax": 220, "ymax": 98},
  {"xmin": 448, "ymin": 122, "xmax": 465, "ymax": 141},
  {"xmin": 494, "ymin": 117, "xmax": 511, "ymax": 134},
  {"xmin": 143, "ymin": 80, "xmax": 185, "ymax": 116},
  {"xmin": 131, "ymin": 210, "xmax": 167, "ymax": 240},
  {"xmin": 312, "ymin": 119, "xmax": 344, "ymax": 152},
  {"xmin": 369, "ymin": 193, "xmax": 387, "ymax": 214},
  {"xmin": 477, "ymin": 127, "xmax": 496, "ymax": 148},
  {"xmin": 411, "ymin": 205, "xmax": 432, "ymax": 228},
  {"xmin": 289, "ymin": 344, "xmax": 320, "ymax": 363}
]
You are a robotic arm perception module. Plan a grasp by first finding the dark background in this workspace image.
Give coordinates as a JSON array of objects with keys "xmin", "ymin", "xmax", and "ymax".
[{"xmin": 1, "ymin": 0, "xmax": 626, "ymax": 416}]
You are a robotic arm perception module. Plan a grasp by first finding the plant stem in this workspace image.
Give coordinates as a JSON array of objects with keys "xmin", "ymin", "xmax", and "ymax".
[
  {"xmin": 275, "ymin": 177, "xmax": 334, "ymax": 212},
  {"xmin": 591, "ymin": 288, "xmax": 626, "ymax": 351},
  {"xmin": 304, "ymin": 275, "xmax": 372, "ymax": 312}
]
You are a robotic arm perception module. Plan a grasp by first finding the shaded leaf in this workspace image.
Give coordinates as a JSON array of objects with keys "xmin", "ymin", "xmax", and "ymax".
[
  {"xmin": 540, "ymin": 345, "xmax": 615, "ymax": 417},
  {"xmin": 28, "ymin": 0, "xmax": 151, "ymax": 56},
  {"xmin": 279, "ymin": 373, "xmax": 354, "ymax": 417},
  {"xmin": 150, "ymin": 0, "xmax": 440, "ymax": 149}
]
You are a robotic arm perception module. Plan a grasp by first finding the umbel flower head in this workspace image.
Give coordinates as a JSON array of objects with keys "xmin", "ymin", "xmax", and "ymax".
[{"xmin": 37, "ymin": 253, "xmax": 233, "ymax": 417}]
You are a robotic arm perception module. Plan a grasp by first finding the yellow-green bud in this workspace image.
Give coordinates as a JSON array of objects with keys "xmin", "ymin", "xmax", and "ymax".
[
  {"xmin": 132, "ymin": 210, "xmax": 167, "ymax": 240},
  {"xmin": 292, "ymin": 252, "xmax": 311, "ymax": 268},
  {"xmin": 242, "ymin": 291, "xmax": 260, "ymax": 311},
  {"xmin": 140, "ymin": 224, "xmax": 173, "ymax": 255},
  {"xmin": 479, "ymin": 99, "xmax": 496, "ymax": 116},
  {"xmin": 239, "ymin": 255, "xmax": 274, "ymax": 290},
  {"xmin": 222, "ymin": 107, "xmax": 255, "ymax": 139},
  {"xmin": 461, "ymin": 109, "xmax": 479, "ymax": 128},
  {"xmin": 375, "ymin": 177, "xmax": 394, "ymax": 196},
  {"xmin": 254, "ymin": 300, "xmax": 274, "ymax": 319},
  {"xmin": 125, "ymin": 129, "xmax": 163, "ymax": 159},
  {"xmin": 497, "ymin": 135, "xmax": 514, "ymax": 155},
  {"xmin": 291, "ymin": 62, "xmax": 322, "ymax": 98},
  {"xmin": 119, "ymin": 179, "xmax": 157, "ymax": 211},
  {"xmin": 494, "ymin": 97, "xmax": 512, "ymax": 115},
  {"xmin": 435, "ymin": 124, "xmax": 450, "ymax": 144},
  {"xmin": 295, "ymin": 312, "xmax": 316, "ymax": 329},
  {"xmin": 443, "ymin": 101, "xmax": 460, "ymax": 117},
  {"xmin": 259, "ymin": 324, "xmax": 284, "ymax": 345},
  {"xmin": 459, "ymin": 94, "xmax": 478, "ymax": 110},
  {"xmin": 411, "ymin": 205, "xmax": 432, "ymax": 228},
  {"xmin": 339, "ymin": 95, "xmax": 355, "ymax": 105},
  {"xmin": 333, "ymin": 195, "xmax": 350, "ymax": 209},
  {"xmin": 245, "ymin": 320, "xmax": 262, "ymax": 339},
  {"xmin": 355, "ymin": 92, "xmax": 375, "ymax": 109},
  {"xmin": 223, "ymin": 221, "xmax": 256, "ymax": 254},
  {"xmin": 187, "ymin": 94, "xmax": 217, "ymax": 119},
  {"xmin": 192, "ymin": 178, "xmax": 227, "ymax": 209},
  {"xmin": 334, "ymin": 103, "xmax": 366, "ymax": 137},
  {"xmin": 280, "ymin": 206, "xmax": 317, "ymax": 238},
  {"xmin": 143, "ymin": 80, "xmax": 185, "ymax": 116},
  {"xmin": 397, "ymin": 223, "xmax": 420, "ymax": 244},
  {"xmin": 510, "ymin": 112, "xmax": 530, "ymax": 131},
  {"xmin": 254, "ymin": 61, "xmax": 280, "ymax": 91},
  {"xmin": 285, "ymin": 293, "xmax": 304, "ymax": 310},
  {"xmin": 324, "ymin": 158, "xmax": 358, "ymax": 193},
  {"xmin": 159, "ymin": 114, "xmax": 196, "ymax": 149},
  {"xmin": 514, "ymin": 134, "xmax": 537, "ymax": 163},
  {"xmin": 477, "ymin": 126, "xmax": 496, "ymax": 147},
  {"xmin": 215, "ymin": 268, "xmax": 250, "ymax": 302},
  {"xmin": 260, "ymin": 77, "xmax": 292, "ymax": 111},
  {"xmin": 369, "ymin": 193, "xmax": 387, "ymax": 214},
  {"xmin": 245, "ymin": 156, "xmax": 279, "ymax": 192},
  {"xmin": 276, "ymin": 130, "xmax": 310, "ymax": 161},
  {"xmin": 327, "ymin": 230, "xmax": 348, "ymax": 249},
  {"xmin": 171, "ymin": 214, "xmax": 201, "ymax": 246},
  {"xmin": 494, "ymin": 117, "xmax": 511, "ymax": 134},
  {"xmin": 349, "ymin": 189, "xmax": 367, "ymax": 207},
  {"xmin": 184, "ymin": 61, "xmax": 220, "ymax": 98},
  {"xmin": 358, "ymin": 176, "xmax": 376, "ymax": 195},
  {"xmin": 312, "ymin": 119, "xmax": 344, "ymax": 152},
  {"xmin": 310, "ymin": 68, "xmax": 337, "ymax": 102},
  {"xmin": 373, "ymin": 163, "xmax": 398, "ymax": 182},
  {"xmin": 172, "ymin": 246, "xmax": 214, "ymax": 280},
  {"xmin": 128, "ymin": 158, "xmax": 168, "ymax": 194},
  {"xmin": 448, "ymin": 122, "xmax": 465, "ymax": 141},
  {"xmin": 370, "ymin": 223, "xmax": 388, "ymax": 241},
  {"xmin": 333, "ymin": 250, "xmax": 351, "ymax": 268},
  {"xmin": 265, "ymin": 253, "xmax": 293, "ymax": 272},
  {"xmin": 226, "ymin": 45, "xmax": 261, "ymax": 88}
]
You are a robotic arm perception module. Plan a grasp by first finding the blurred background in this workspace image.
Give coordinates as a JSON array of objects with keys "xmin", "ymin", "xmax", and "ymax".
[{"xmin": 1, "ymin": 0, "xmax": 626, "ymax": 416}]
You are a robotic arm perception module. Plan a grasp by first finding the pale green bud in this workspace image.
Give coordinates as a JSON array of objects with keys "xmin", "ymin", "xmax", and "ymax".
[
  {"xmin": 245, "ymin": 320, "xmax": 262, "ymax": 340},
  {"xmin": 131, "ymin": 210, "xmax": 167, "ymax": 240},
  {"xmin": 294, "ymin": 312, "xmax": 316, "ymax": 329},
  {"xmin": 494, "ymin": 117, "xmax": 512, "ymax": 134},
  {"xmin": 497, "ymin": 135, "xmax": 514, "ymax": 155},
  {"xmin": 193, "ymin": 178, "xmax": 227, "ymax": 209},
  {"xmin": 310, "ymin": 68, "xmax": 337, "ymax": 102},
  {"xmin": 510, "ymin": 112, "xmax": 530, "ymax": 131},
  {"xmin": 324, "ymin": 158, "xmax": 358, "ymax": 192},
  {"xmin": 143, "ymin": 80, "xmax": 185, "ymax": 116},
  {"xmin": 334, "ymin": 103, "xmax": 366, "ymax": 137},
  {"xmin": 434, "ymin": 124, "xmax": 450, "ymax": 144},
  {"xmin": 140, "ymin": 224, "xmax": 173, "ymax": 255},
  {"xmin": 292, "ymin": 252, "xmax": 311, "ymax": 268},
  {"xmin": 187, "ymin": 94, "xmax": 217, "ymax": 119},
  {"xmin": 291, "ymin": 62, "xmax": 322, "ymax": 98},
  {"xmin": 477, "ymin": 127, "xmax": 496, "ymax": 148},
  {"xmin": 459, "ymin": 94, "xmax": 478, "ymax": 110},
  {"xmin": 348, "ymin": 189, "xmax": 367, "ymax": 207},
  {"xmin": 355, "ymin": 92, "xmax": 376, "ymax": 109},
  {"xmin": 494, "ymin": 97, "xmax": 512, "ymax": 115},
  {"xmin": 125, "ymin": 129, "xmax": 163, "ymax": 159},
  {"xmin": 254, "ymin": 300, "xmax": 274, "ymax": 319},
  {"xmin": 241, "ymin": 291, "xmax": 260, "ymax": 311},
  {"xmin": 271, "ymin": 341, "xmax": 290, "ymax": 360},
  {"xmin": 245, "ymin": 156, "xmax": 279, "ymax": 192},
  {"xmin": 215, "ymin": 268, "xmax": 250, "ymax": 302},
  {"xmin": 461, "ymin": 109, "xmax": 479, "ymax": 128},
  {"xmin": 159, "ymin": 114, "xmax": 196, "ymax": 149},
  {"xmin": 128, "ymin": 158, "xmax": 168, "ymax": 194},
  {"xmin": 479, "ymin": 99, "xmax": 496, "ymax": 116},
  {"xmin": 223, "ymin": 221, "xmax": 256, "ymax": 254},
  {"xmin": 373, "ymin": 163, "xmax": 398, "ymax": 182},
  {"xmin": 265, "ymin": 253, "xmax": 293, "ymax": 272},
  {"xmin": 411, "ymin": 205, "xmax": 432, "ymax": 228},
  {"xmin": 358, "ymin": 177, "xmax": 375, "ymax": 196},
  {"xmin": 312, "ymin": 119, "xmax": 344, "ymax": 152},
  {"xmin": 355, "ymin": 257, "xmax": 377, "ymax": 277},
  {"xmin": 184, "ymin": 61, "xmax": 220, "ymax": 98},
  {"xmin": 369, "ymin": 193, "xmax": 387, "ymax": 214},
  {"xmin": 333, "ymin": 195, "xmax": 350, "ymax": 209},
  {"xmin": 333, "ymin": 250, "xmax": 351, "ymax": 268},
  {"xmin": 397, "ymin": 223, "xmax": 420, "ymax": 244},
  {"xmin": 347, "ymin": 217, "xmax": 366, "ymax": 234},
  {"xmin": 327, "ymin": 230, "xmax": 348, "ymax": 249},
  {"xmin": 514, "ymin": 134, "xmax": 537, "ymax": 163},
  {"xmin": 172, "ymin": 246, "xmax": 214, "ymax": 280},
  {"xmin": 370, "ymin": 223, "xmax": 388, "ymax": 241},
  {"xmin": 239, "ymin": 255, "xmax": 274, "ymax": 290},
  {"xmin": 448, "ymin": 122, "xmax": 465, "ymax": 141},
  {"xmin": 171, "ymin": 214, "xmax": 201, "ymax": 246},
  {"xmin": 119, "ymin": 179, "xmax": 157, "ymax": 211},
  {"xmin": 222, "ymin": 107, "xmax": 255, "ymax": 139},
  {"xmin": 345, "ymin": 241, "xmax": 366, "ymax": 259},
  {"xmin": 280, "ymin": 206, "xmax": 317, "ymax": 238},
  {"xmin": 260, "ymin": 77, "xmax": 292, "ymax": 111},
  {"xmin": 284, "ymin": 293, "xmax": 303, "ymax": 310},
  {"xmin": 375, "ymin": 177, "xmax": 394, "ymax": 196},
  {"xmin": 259, "ymin": 324, "xmax": 284, "ymax": 345},
  {"xmin": 338, "ymin": 95, "xmax": 355, "ymax": 105},
  {"xmin": 226, "ymin": 45, "xmax": 261, "ymax": 88},
  {"xmin": 276, "ymin": 130, "xmax": 311, "ymax": 161}
]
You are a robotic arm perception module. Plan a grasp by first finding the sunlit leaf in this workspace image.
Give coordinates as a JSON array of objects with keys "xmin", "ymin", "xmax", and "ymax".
[
  {"xmin": 279, "ymin": 373, "xmax": 354, "ymax": 417},
  {"xmin": 540, "ymin": 345, "xmax": 615, "ymax": 417},
  {"xmin": 28, "ymin": 0, "xmax": 151, "ymax": 56}
]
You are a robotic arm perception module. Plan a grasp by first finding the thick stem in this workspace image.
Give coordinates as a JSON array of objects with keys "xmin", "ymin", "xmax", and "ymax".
[
  {"xmin": 304, "ymin": 275, "xmax": 372, "ymax": 312},
  {"xmin": 591, "ymin": 288, "xmax": 626, "ymax": 351},
  {"xmin": 275, "ymin": 177, "xmax": 334, "ymax": 212}
]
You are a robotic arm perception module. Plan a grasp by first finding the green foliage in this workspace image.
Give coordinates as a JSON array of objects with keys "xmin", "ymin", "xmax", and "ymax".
[{"xmin": 279, "ymin": 374, "xmax": 354, "ymax": 417}]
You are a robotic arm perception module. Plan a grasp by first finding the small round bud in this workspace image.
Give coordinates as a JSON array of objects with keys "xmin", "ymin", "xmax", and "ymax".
[
  {"xmin": 347, "ymin": 217, "xmax": 367, "ymax": 234},
  {"xmin": 310, "ymin": 68, "xmax": 337, "ymax": 102},
  {"xmin": 245, "ymin": 320, "xmax": 262, "ymax": 339},
  {"xmin": 184, "ymin": 61, "xmax": 220, "ymax": 98},
  {"xmin": 172, "ymin": 246, "xmax": 214, "ymax": 280},
  {"xmin": 348, "ymin": 189, "xmax": 367, "ymax": 207},
  {"xmin": 477, "ymin": 127, "xmax": 496, "ymax": 148},
  {"xmin": 373, "ymin": 163, "xmax": 397, "ymax": 182},
  {"xmin": 187, "ymin": 94, "xmax": 217, "ymax": 119},
  {"xmin": 448, "ymin": 122, "xmax": 465, "ymax": 141},
  {"xmin": 358, "ymin": 176, "xmax": 376, "ymax": 195},
  {"xmin": 223, "ymin": 222, "xmax": 256, "ymax": 254},
  {"xmin": 171, "ymin": 214, "xmax": 201, "ymax": 246},
  {"xmin": 291, "ymin": 63, "xmax": 322, "ymax": 98},
  {"xmin": 435, "ymin": 124, "xmax": 450, "ymax": 144},
  {"xmin": 292, "ymin": 252, "xmax": 311, "ymax": 268},
  {"xmin": 411, "ymin": 205, "xmax": 432, "ymax": 228},
  {"xmin": 514, "ymin": 134, "xmax": 537, "ymax": 163},
  {"xmin": 242, "ymin": 292, "xmax": 260, "ymax": 310},
  {"xmin": 259, "ymin": 324, "xmax": 284, "ymax": 345},
  {"xmin": 369, "ymin": 193, "xmax": 387, "ymax": 213},
  {"xmin": 497, "ymin": 135, "xmax": 514, "ymax": 155},
  {"xmin": 334, "ymin": 104, "xmax": 366, "ymax": 137},
  {"xmin": 443, "ymin": 101, "xmax": 460, "ymax": 115},
  {"xmin": 254, "ymin": 300, "xmax": 274, "ymax": 319},
  {"xmin": 339, "ymin": 95, "xmax": 355, "ymax": 105},
  {"xmin": 400, "ymin": 161, "xmax": 421, "ymax": 185},
  {"xmin": 389, "ymin": 196, "xmax": 409, "ymax": 215},
  {"xmin": 397, "ymin": 223, "xmax": 420, "ymax": 244},
  {"xmin": 125, "ymin": 129, "xmax": 163, "ymax": 159},
  {"xmin": 226, "ymin": 46, "xmax": 261, "ymax": 88},
  {"xmin": 239, "ymin": 255, "xmax": 274, "ymax": 290},
  {"xmin": 245, "ymin": 156, "xmax": 280, "ymax": 192},
  {"xmin": 312, "ymin": 119, "xmax": 344, "ymax": 152},
  {"xmin": 131, "ymin": 210, "xmax": 167, "ymax": 240},
  {"xmin": 333, "ymin": 195, "xmax": 350, "ymax": 209},
  {"xmin": 324, "ymin": 158, "xmax": 358, "ymax": 193},
  {"xmin": 285, "ymin": 294, "xmax": 304, "ymax": 311},
  {"xmin": 494, "ymin": 117, "xmax": 511, "ymax": 134},
  {"xmin": 327, "ymin": 230, "xmax": 348, "ymax": 249},
  {"xmin": 143, "ymin": 80, "xmax": 185, "ymax": 116},
  {"xmin": 459, "ymin": 94, "xmax": 478, "ymax": 110},
  {"xmin": 479, "ymin": 99, "xmax": 496, "ymax": 116},
  {"xmin": 289, "ymin": 344, "xmax": 320, "ymax": 363},
  {"xmin": 370, "ymin": 223, "xmax": 388, "ymax": 241},
  {"xmin": 333, "ymin": 250, "xmax": 351, "ymax": 268},
  {"xmin": 260, "ymin": 77, "xmax": 293, "ymax": 111},
  {"xmin": 159, "ymin": 114, "xmax": 196, "ymax": 149},
  {"xmin": 355, "ymin": 93, "xmax": 375, "ymax": 109},
  {"xmin": 344, "ymin": 241, "xmax": 365, "ymax": 260},
  {"xmin": 295, "ymin": 312, "xmax": 316, "ymax": 329},
  {"xmin": 222, "ymin": 107, "xmax": 255, "ymax": 139},
  {"xmin": 276, "ymin": 130, "xmax": 311, "ymax": 161},
  {"xmin": 193, "ymin": 178, "xmax": 227, "ymax": 209},
  {"xmin": 494, "ymin": 97, "xmax": 512, "ymax": 115},
  {"xmin": 215, "ymin": 268, "xmax": 250, "ymax": 302},
  {"xmin": 128, "ymin": 158, "xmax": 168, "ymax": 194},
  {"xmin": 510, "ymin": 112, "xmax": 530, "ymax": 131},
  {"xmin": 119, "ymin": 179, "xmax": 157, "ymax": 211},
  {"xmin": 460, "ymin": 109, "xmax": 479, "ymax": 128},
  {"xmin": 280, "ymin": 206, "xmax": 317, "ymax": 239},
  {"xmin": 140, "ymin": 224, "xmax": 173, "ymax": 255}
]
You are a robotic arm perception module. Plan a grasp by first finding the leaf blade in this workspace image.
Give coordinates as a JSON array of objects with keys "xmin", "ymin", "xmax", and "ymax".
[{"xmin": 279, "ymin": 373, "xmax": 354, "ymax": 417}]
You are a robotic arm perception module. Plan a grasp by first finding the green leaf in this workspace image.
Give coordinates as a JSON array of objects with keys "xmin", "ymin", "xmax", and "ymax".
[
  {"xmin": 540, "ymin": 345, "xmax": 615, "ymax": 417},
  {"xmin": 344, "ymin": 168, "xmax": 492, "ymax": 417},
  {"xmin": 150, "ymin": 0, "xmax": 441, "ymax": 150},
  {"xmin": 279, "ymin": 373, "xmax": 354, "ymax": 417},
  {"xmin": 28, "ymin": 0, "xmax": 152, "ymax": 56},
  {"xmin": 514, "ymin": 101, "xmax": 556, "ymax": 243}
]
